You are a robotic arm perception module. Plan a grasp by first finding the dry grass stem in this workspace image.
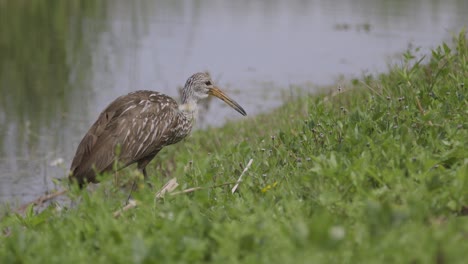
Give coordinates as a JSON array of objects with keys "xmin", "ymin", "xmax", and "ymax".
[
  {"xmin": 360, "ymin": 81, "xmax": 384, "ymax": 98},
  {"xmin": 155, "ymin": 178, "xmax": 179, "ymax": 200},
  {"xmin": 231, "ymin": 159, "xmax": 254, "ymax": 194},
  {"xmin": 113, "ymin": 199, "xmax": 138, "ymax": 218},
  {"xmin": 416, "ymin": 97, "xmax": 434, "ymax": 126},
  {"xmin": 16, "ymin": 189, "xmax": 68, "ymax": 213},
  {"xmin": 170, "ymin": 182, "xmax": 237, "ymax": 196},
  {"xmin": 170, "ymin": 187, "xmax": 204, "ymax": 195}
]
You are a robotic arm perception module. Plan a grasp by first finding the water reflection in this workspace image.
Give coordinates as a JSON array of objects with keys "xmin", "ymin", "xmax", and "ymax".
[
  {"xmin": 0, "ymin": 0, "xmax": 467, "ymax": 204},
  {"xmin": 0, "ymin": 0, "xmax": 107, "ymax": 203}
]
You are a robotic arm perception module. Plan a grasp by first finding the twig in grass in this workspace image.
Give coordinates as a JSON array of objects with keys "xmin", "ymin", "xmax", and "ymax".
[
  {"xmin": 115, "ymin": 178, "xmax": 178, "ymax": 218},
  {"xmin": 415, "ymin": 97, "xmax": 425, "ymax": 115},
  {"xmin": 361, "ymin": 80, "xmax": 384, "ymax": 98},
  {"xmin": 113, "ymin": 199, "xmax": 138, "ymax": 218},
  {"xmin": 169, "ymin": 186, "xmax": 204, "ymax": 195},
  {"xmin": 16, "ymin": 189, "xmax": 68, "ymax": 213},
  {"xmin": 169, "ymin": 182, "xmax": 237, "ymax": 196},
  {"xmin": 415, "ymin": 97, "xmax": 433, "ymax": 126},
  {"xmin": 154, "ymin": 178, "xmax": 179, "ymax": 200},
  {"xmin": 231, "ymin": 159, "xmax": 254, "ymax": 194},
  {"xmin": 115, "ymin": 179, "xmax": 240, "ymax": 218}
]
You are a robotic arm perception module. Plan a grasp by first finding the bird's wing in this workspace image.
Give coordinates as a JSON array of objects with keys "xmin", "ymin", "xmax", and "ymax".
[
  {"xmin": 117, "ymin": 103, "xmax": 184, "ymax": 164},
  {"xmin": 70, "ymin": 91, "xmax": 186, "ymax": 182}
]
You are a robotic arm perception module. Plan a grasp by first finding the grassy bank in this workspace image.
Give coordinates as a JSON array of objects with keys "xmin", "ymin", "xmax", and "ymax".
[{"xmin": 1, "ymin": 32, "xmax": 467, "ymax": 263}]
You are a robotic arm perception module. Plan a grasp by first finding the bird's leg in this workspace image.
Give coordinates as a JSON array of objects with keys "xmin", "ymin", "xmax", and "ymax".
[
  {"xmin": 126, "ymin": 181, "xmax": 136, "ymax": 205},
  {"xmin": 141, "ymin": 167, "xmax": 148, "ymax": 179},
  {"xmin": 137, "ymin": 157, "xmax": 155, "ymax": 188},
  {"xmin": 140, "ymin": 167, "xmax": 153, "ymax": 189},
  {"xmin": 125, "ymin": 159, "xmax": 152, "ymax": 204}
]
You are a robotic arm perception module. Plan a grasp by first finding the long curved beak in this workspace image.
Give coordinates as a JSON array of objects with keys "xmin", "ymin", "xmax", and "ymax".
[{"xmin": 208, "ymin": 87, "xmax": 247, "ymax": 116}]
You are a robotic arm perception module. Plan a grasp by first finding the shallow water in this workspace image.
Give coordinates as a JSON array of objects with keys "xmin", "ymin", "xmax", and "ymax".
[{"xmin": 0, "ymin": 0, "xmax": 467, "ymax": 204}]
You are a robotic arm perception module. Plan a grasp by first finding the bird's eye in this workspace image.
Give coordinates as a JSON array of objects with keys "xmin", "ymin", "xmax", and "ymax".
[{"xmin": 204, "ymin": 81, "xmax": 212, "ymax": 86}]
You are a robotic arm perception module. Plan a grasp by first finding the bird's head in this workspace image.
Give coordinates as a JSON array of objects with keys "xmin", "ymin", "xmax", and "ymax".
[{"xmin": 181, "ymin": 72, "xmax": 247, "ymax": 116}]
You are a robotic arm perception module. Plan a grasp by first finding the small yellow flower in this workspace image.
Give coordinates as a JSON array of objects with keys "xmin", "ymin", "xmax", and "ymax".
[{"xmin": 261, "ymin": 181, "xmax": 279, "ymax": 193}]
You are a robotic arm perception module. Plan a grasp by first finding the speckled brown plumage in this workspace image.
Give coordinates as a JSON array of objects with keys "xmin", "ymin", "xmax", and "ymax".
[{"xmin": 69, "ymin": 72, "xmax": 246, "ymax": 187}]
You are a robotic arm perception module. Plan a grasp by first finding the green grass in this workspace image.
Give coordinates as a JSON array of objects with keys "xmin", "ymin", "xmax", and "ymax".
[{"xmin": 1, "ymin": 31, "xmax": 467, "ymax": 263}]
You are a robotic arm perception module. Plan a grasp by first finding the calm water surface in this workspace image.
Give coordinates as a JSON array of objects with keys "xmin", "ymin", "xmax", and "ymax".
[{"xmin": 1, "ymin": 0, "xmax": 467, "ymax": 204}]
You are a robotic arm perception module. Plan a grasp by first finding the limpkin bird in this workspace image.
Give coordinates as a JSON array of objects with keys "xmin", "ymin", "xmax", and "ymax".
[{"xmin": 69, "ymin": 72, "xmax": 246, "ymax": 187}]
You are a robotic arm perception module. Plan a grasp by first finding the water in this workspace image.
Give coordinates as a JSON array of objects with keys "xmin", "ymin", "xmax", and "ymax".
[{"xmin": 1, "ymin": 0, "xmax": 467, "ymax": 205}]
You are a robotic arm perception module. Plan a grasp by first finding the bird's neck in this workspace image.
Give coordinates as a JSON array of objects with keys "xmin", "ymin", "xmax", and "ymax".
[{"xmin": 179, "ymin": 100, "xmax": 198, "ymax": 120}]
